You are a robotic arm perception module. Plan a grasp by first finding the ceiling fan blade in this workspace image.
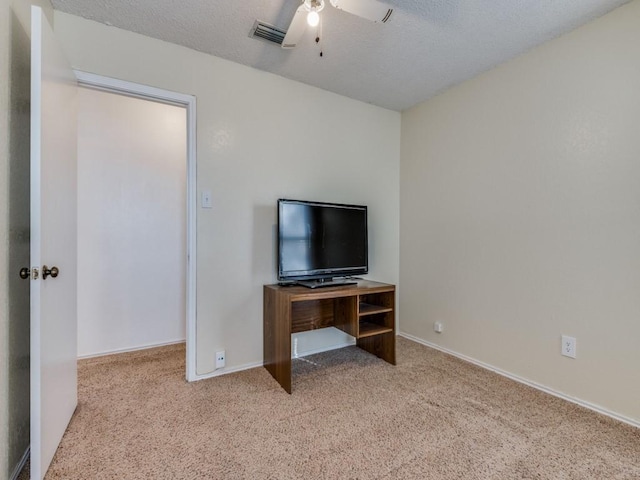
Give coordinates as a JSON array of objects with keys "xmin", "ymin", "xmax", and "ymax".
[
  {"xmin": 329, "ymin": 0, "xmax": 393, "ymax": 23},
  {"xmin": 282, "ymin": 5, "xmax": 308, "ymax": 49}
]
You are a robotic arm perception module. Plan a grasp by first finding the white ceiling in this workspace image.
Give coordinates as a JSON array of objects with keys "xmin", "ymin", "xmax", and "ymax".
[{"xmin": 50, "ymin": 0, "xmax": 630, "ymax": 111}]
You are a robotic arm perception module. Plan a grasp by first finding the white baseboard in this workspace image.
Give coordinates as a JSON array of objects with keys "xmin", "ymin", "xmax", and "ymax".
[
  {"xmin": 10, "ymin": 446, "xmax": 29, "ymax": 480},
  {"xmin": 192, "ymin": 340, "xmax": 357, "ymax": 382},
  {"xmin": 399, "ymin": 331, "xmax": 639, "ymax": 429},
  {"xmin": 77, "ymin": 339, "xmax": 186, "ymax": 360},
  {"xmin": 192, "ymin": 360, "xmax": 264, "ymax": 381}
]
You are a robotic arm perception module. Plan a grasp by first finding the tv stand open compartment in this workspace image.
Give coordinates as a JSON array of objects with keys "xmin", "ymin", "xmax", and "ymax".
[{"xmin": 264, "ymin": 280, "xmax": 396, "ymax": 393}]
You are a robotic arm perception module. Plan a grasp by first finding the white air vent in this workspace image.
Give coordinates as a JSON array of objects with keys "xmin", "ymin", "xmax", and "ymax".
[{"xmin": 250, "ymin": 20, "xmax": 286, "ymax": 46}]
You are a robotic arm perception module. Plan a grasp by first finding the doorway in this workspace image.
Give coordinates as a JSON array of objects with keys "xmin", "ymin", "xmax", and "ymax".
[
  {"xmin": 77, "ymin": 87, "xmax": 186, "ymax": 357},
  {"xmin": 75, "ymin": 72, "xmax": 197, "ymax": 380}
]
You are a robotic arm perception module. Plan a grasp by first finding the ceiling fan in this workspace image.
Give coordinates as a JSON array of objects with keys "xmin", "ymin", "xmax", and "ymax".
[{"xmin": 282, "ymin": 0, "xmax": 394, "ymax": 49}]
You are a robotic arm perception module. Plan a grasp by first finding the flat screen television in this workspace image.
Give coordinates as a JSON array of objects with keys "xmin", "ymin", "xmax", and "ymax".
[{"xmin": 277, "ymin": 199, "xmax": 368, "ymax": 286}]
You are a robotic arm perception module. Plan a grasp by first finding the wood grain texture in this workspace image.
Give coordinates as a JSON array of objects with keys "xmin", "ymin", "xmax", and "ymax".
[
  {"xmin": 263, "ymin": 286, "xmax": 292, "ymax": 393},
  {"xmin": 264, "ymin": 281, "xmax": 396, "ymax": 393},
  {"xmin": 356, "ymin": 288, "xmax": 395, "ymax": 363},
  {"xmin": 333, "ymin": 296, "xmax": 357, "ymax": 337},
  {"xmin": 291, "ymin": 299, "xmax": 335, "ymax": 334},
  {"xmin": 269, "ymin": 280, "xmax": 394, "ymax": 302}
]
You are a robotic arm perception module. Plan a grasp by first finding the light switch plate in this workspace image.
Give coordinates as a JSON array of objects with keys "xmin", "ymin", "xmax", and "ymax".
[{"xmin": 202, "ymin": 190, "xmax": 213, "ymax": 208}]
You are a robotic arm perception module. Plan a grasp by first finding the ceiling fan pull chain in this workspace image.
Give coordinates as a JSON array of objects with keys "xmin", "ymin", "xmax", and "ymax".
[{"xmin": 317, "ymin": 16, "xmax": 324, "ymax": 57}]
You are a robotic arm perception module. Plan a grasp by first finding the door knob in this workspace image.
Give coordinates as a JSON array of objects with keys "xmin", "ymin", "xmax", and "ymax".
[
  {"xmin": 42, "ymin": 265, "xmax": 59, "ymax": 280},
  {"xmin": 19, "ymin": 267, "xmax": 30, "ymax": 279}
]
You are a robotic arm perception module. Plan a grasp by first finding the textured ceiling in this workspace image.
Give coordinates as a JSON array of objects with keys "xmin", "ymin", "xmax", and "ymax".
[{"xmin": 51, "ymin": 0, "xmax": 630, "ymax": 111}]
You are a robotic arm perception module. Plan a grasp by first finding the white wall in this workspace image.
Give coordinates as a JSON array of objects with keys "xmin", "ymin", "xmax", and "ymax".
[
  {"xmin": 54, "ymin": 12, "xmax": 401, "ymax": 375},
  {"xmin": 77, "ymin": 88, "xmax": 186, "ymax": 357},
  {"xmin": 400, "ymin": 0, "xmax": 640, "ymax": 423}
]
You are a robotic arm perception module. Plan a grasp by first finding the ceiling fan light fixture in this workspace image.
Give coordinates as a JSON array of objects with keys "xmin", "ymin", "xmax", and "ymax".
[
  {"xmin": 303, "ymin": 0, "xmax": 324, "ymax": 27},
  {"xmin": 307, "ymin": 10, "xmax": 320, "ymax": 26}
]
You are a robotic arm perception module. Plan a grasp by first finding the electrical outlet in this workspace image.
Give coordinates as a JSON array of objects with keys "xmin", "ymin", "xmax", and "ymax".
[
  {"xmin": 561, "ymin": 335, "xmax": 576, "ymax": 359},
  {"xmin": 215, "ymin": 350, "xmax": 226, "ymax": 369},
  {"xmin": 434, "ymin": 321, "xmax": 443, "ymax": 333}
]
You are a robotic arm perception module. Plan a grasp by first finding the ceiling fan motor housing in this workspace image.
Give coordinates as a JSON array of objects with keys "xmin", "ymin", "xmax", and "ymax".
[{"xmin": 306, "ymin": 0, "xmax": 326, "ymax": 13}]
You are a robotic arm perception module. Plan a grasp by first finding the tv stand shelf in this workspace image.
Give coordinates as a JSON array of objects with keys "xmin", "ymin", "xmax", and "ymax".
[
  {"xmin": 358, "ymin": 321, "xmax": 393, "ymax": 338},
  {"xmin": 359, "ymin": 302, "xmax": 393, "ymax": 316},
  {"xmin": 263, "ymin": 280, "xmax": 396, "ymax": 393}
]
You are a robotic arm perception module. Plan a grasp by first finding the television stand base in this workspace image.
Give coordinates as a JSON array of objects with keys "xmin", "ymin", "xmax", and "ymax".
[
  {"xmin": 264, "ymin": 280, "xmax": 396, "ymax": 393},
  {"xmin": 296, "ymin": 278, "xmax": 357, "ymax": 289}
]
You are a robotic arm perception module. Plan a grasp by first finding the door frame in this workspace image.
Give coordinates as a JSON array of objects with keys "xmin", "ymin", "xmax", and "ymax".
[{"xmin": 74, "ymin": 71, "xmax": 198, "ymax": 381}]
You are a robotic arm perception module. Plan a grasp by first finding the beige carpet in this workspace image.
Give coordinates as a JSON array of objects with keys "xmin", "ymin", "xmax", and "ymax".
[{"xmin": 20, "ymin": 337, "xmax": 640, "ymax": 479}]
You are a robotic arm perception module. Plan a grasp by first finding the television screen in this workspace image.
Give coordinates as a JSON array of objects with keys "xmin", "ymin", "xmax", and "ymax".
[{"xmin": 278, "ymin": 199, "xmax": 368, "ymax": 281}]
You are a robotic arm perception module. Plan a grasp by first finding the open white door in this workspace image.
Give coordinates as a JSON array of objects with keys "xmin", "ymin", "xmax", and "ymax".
[{"xmin": 30, "ymin": 6, "xmax": 78, "ymax": 479}]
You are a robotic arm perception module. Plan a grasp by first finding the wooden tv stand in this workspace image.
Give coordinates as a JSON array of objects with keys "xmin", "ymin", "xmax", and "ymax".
[{"xmin": 263, "ymin": 280, "xmax": 396, "ymax": 393}]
